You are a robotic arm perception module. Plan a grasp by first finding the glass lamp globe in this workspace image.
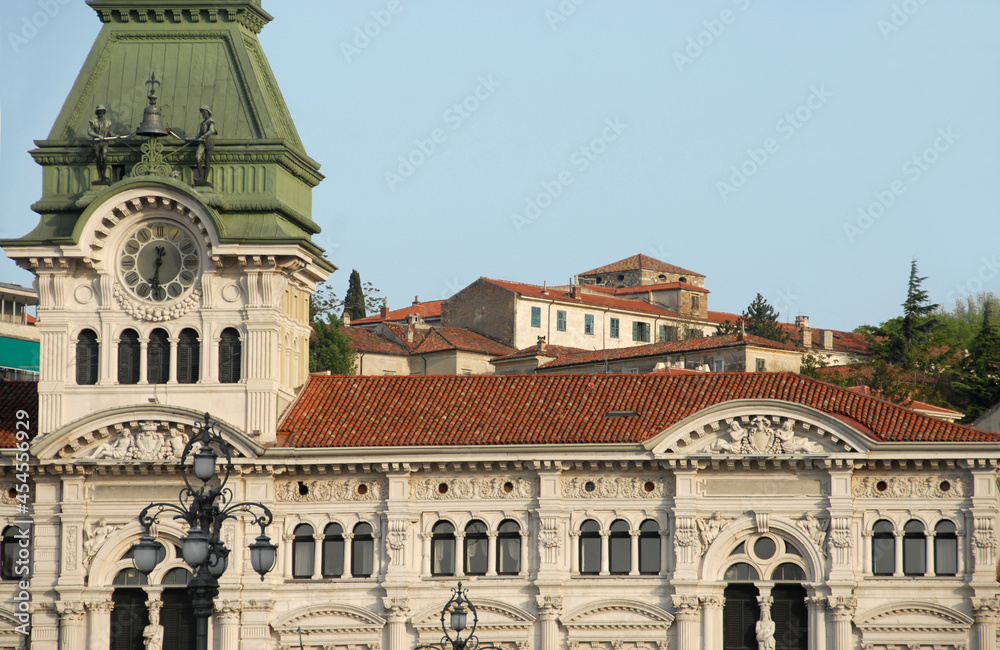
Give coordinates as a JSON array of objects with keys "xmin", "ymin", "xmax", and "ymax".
[
  {"xmin": 132, "ymin": 534, "xmax": 162, "ymax": 575},
  {"xmin": 193, "ymin": 447, "xmax": 218, "ymax": 483},
  {"xmin": 207, "ymin": 544, "xmax": 230, "ymax": 578},
  {"xmin": 249, "ymin": 533, "xmax": 277, "ymax": 580},
  {"xmin": 182, "ymin": 527, "xmax": 210, "ymax": 567},
  {"xmin": 451, "ymin": 604, "xmax": 468, "ymax": 632}
]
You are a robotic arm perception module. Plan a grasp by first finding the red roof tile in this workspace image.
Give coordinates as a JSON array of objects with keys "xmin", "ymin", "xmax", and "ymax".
[
  {"xmin": 483, "ymin": 278, "xmax": 681, "ymax": 318},
  {"xmin": 491, "ymin": 344, "xmax": 590, "ymax": 362},
  {"xmin": 0, "ymin": 381, "xmax": 38, "ymax": 448},
  {"xmin": 277, "ymin": 372, "xmax": 1000, "ymax": 448},
  {"xmin": 537, "ymin": 334, "xmax": 800, "ymax": 370},
  {"xmin": 352, "ymin": 300, "xmax": 444, "ymax": 325},
  {"xmin": 349, "ymin": 324, "xmax": 515, "ymax": 357},
  {"xmin": 580, "ymin": 254, "xmax": 703, "ymax": 278},
  {"xmin": 343, "ymin": 328, "xmax": 410, "ymax": 355}
]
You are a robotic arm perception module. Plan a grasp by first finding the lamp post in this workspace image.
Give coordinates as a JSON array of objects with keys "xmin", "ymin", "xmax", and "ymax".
[
  {"xmin": 414, "ymin": 583, "xmax": 502, "ymax": 650},
  {"xmin": 131, "ymin": 413, "xmax": 277, "ymax": 650}
]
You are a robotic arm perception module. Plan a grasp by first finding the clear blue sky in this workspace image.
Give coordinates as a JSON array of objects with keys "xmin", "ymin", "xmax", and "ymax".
[{"xmin": 2, "ymin": 1, "xmax": 998, "ymax": 331}]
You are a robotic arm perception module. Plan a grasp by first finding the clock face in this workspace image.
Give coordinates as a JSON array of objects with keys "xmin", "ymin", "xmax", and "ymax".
[{"xmin": 119, "ymin": 222, "xmax": 200, "ymax": 302}]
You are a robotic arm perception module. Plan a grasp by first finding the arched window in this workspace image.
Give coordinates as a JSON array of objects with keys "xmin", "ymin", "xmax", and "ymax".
[
  {"xmin": 322, "ymin": 523, "xmax": 344, "ymax": 578},
  {"xmin": 724, "ymin": 562, "xmax": 760, "ymax": 581},
  {"xmin": 160, "ymin": 569, "xmax": 195, "ymax": 648},
  {"xmin": 176, "ymin": 328, "xmax": 200, "ymax": 384},
  {"xmin": 352, "ymin": 522, "xmax": 374, "ymax": 578},
  {"xmin": 117, "ymin": 329, "xmax": 140, "ymax": 384},
  {"xmin": 1, "ymin": 526, "xmax": 22, "ymax": 580},
  {"xmin": 934, "ymin": 520, "xmax": 958, "ymax": 576},
  {"xmin": 872, "ymin": 520, "xmax": 895, "ymax": 576},
  {"xmin": 638, "ymin": 519, "xmax": 660, "ymax": 575},
  {"xmin": 464, "ymin": 520, "xmax": 488, "ymax": 576},
  {"xmin": 112, "ymin": 568, "xmax": 148, "ymax": 586},
  {"xmin": 431, "ymin": 521, "xmax": 456, "ymax": 576},
  {"xmin": 161, "ymin": 568, "xmax": 191, "ymax": 585},
  {"xmin": 292, "ymin": 524, "xmax": 315, "ymax": 578},
  {"xmin": 903, "ymin": 520, "xmax": 926, "ymax": 576},
  {"xmin": 609, "ymin": 519, "xmax": 631, "ymax": 575},
  {"xmin": 579, "ymin": 520, "xmax": 601, "ymax": 575},
  {"xmin": 147, "ymin": 328, "xmax": 170, "ymax": 384},
  {"xmin": 771, "ymin": 562, "xmax": 807, "ymax": 581},
  {"xmin": 219, "ymin": 328, "xmax": 242, "ymax": 383},
  {"xmin": 496, "ymin": 520, "xmax": 521, "ymax": 575},
  {"xmin": 76, "ymin": 329, "xmax": 99, "ymax": 385}
]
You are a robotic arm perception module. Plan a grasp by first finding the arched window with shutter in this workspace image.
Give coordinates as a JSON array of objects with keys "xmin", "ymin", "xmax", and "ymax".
[
  {"xmin": 176, "ymin": 328, "xmax": 200, "ymax": 384},
  {"xmin": 464, "ymin": 520, "xmax": 488, "ymax": 576},
  {"xmin": 431, "ymin": 521, "xmax": 456, "ymax": 576},
  {"xmin": 352, "ymin": 522, "xmax": 374, "ymax": 578},
  {"xmin": 872, "ymin": 520, "xmax": 895, "ymax": 576},
  {"xmin": 292, "ymin": 524, "xmax": 315, "ymax": 578},
  {"xmin": 322, "ymin": 523, "xmax": 345, "ymax": 578},
  {"xmin": 76, "ymin": 329, "xmax": 99, "ymax": 385},
  {"xmin": 496, "ymin": 520, "xmax": 521, "ymax": 575},
  {"xmin": 638, "ymin": 519, "xmax": 660, "ymax": 575},
  {"xmin": 147, "ymin": 328, "xmax": 170, "ymax": 384},
  {"xmin": 609, "ymin": 519, "xmax": 631, "ymax": 575},
  {"xmin": 934, "ymin": 520, "xmax": 958, "ymax": 576},
  {"xmin": 218, "ymin": 328, "xmax": 242, "ymax": 383},
  {"xmin": 579, "ymin": 520, "xmax": 601, "ymax": 575},
  {"xmin": 903, "ymin": 520, "xmax": 926, "ymax": 576},
  {"xmin": 117, "ymin": 329, "xmax": 140, "ymax": 384}
]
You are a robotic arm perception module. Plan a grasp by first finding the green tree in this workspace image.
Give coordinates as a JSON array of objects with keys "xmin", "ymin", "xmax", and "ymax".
[
  {"xmin": 714, "ymin": 293, "xmax": 789, "ymax": 343},
  {"xmin": 894, "ymin": 259, "xmax": 939, "ymax": 368},
  {"xmin": 343, "ymin": 269, "xmax": 367, "ymax": 321},
  {"xmin": 799, "ymin": 352, "xmax": 830, "ymax": 379},
  {"xmin": 309, "ymin": 316, "xmax": 357, "ymax": 375},
  {"xmin": 948, "ymin": 304, "xmax": 1000, "ymax": 421}
]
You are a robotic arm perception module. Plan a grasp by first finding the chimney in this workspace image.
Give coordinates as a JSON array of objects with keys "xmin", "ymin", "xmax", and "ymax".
[
  {"xmin": 342, "ymin": 312, "xmax": 351, "ymax": 327},
  {"xmin": 536, "ymin": 336, "xmax": 547, "ymax": 353},
  {"xmin": 801, "ymin": 328, "xmax": 811, "ymax": 348},
  {"xmin": 541, "ymin": 281, "xmax": 548, "ymax": 296},
  {"xmin": 380, "ymin": 297, "xmax": 389, "ymax": 320},
  {"xmin": 795, "ymin": 315, "xmax": 809, "ymax": 329},
  {"xmin": 822, "ymin": 330, "xmax": 834, "ymax": 350},
  {"xmin": 570, "ymin": 285, "xmax": 581, "ymax": 300},
  {"xmin": 406, "ymin": 325, "xmax": 414, "ymax": 342},
  {"xmin": 413, "ymin": 295, "xmax": 420, "ymax": 305}
]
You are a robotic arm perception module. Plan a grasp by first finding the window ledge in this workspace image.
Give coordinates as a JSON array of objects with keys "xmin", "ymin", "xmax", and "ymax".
[{"xmin": 864, "ymin": 575, "xmax": 963, "ymax": 581}]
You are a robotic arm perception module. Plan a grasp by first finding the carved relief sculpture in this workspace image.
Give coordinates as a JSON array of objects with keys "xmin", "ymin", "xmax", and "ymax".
[
  {"xmin": 795, "ymin": 513, "xmax": 829, "ymax": 553},
  {"xmin": 710, "ymin": 417, "xmax": 822, "ymax": 454},
  {"xmin": 83, "ymin": 519, "xmax": 120, "ymax": 568}
]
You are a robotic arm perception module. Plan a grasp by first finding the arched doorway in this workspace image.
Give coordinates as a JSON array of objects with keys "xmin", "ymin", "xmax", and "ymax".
[
  {"xmin": 771, "ymin": 583, "xmax": 808, "ymax": 650},
  {"xmin": 160, "ymin": 568, "xmax": 196, "ymax": 649},
  {"xmin": 110, "ymin": 569, "xmax": 148, "ymax": 650},
  {"xmin": 723, "ymin": 580, "xmax": 760, "ymax": 650}
]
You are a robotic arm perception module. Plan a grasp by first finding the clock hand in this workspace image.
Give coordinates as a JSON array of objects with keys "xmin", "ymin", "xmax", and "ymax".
[{"xmin": 149, "ymin": 246, "xmax": 165, "ymax": 298}]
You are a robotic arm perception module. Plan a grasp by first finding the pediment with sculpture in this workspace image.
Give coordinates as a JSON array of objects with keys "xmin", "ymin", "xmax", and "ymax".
[{"xmin": 644, "ymin": 400, "xmax": 873, "ymax": 457}]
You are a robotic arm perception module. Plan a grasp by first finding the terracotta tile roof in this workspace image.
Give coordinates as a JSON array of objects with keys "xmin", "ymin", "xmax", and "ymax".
[
  {"xmin": 0, "ymin": 381, "xmax": 38, "ymax": 448},
  {"xmin": 580, "ymin": 254, "xmax": 703, "ymax": 278},
  {"xmin": 343, "ymin": 328, "xmax": 410, "ymax": 356},
  {"xmin": 614, "ymin": 282, "xmax": 709, "ymax": 295},
  {"xmin": 351, "ymin": 300, "xmax": 444, "ymax": 325},
  {"xmin": 483, "ymin": 278, "xmax": 680, "ymax": 318},
  {"xmin": 844, "ymin": 385, "xmax": 963, "ymax": 418},
  {"xmin": 277, "ymin": 372, "xmax": 1000, "ymax": 448},
  {"xmin": 491, "ymin": 344, "xmax": 590, "ymax": 362},
  {"xmin": 705, "ymin": 312, "xmax": 870, "ymax": 356},
  {"xmin": 537, "ymin": 334, "xmax": 800, "ymax": 370},
  {"xmin": 349, "ymin": 324, "xmax": 515, "ymax": 357}
]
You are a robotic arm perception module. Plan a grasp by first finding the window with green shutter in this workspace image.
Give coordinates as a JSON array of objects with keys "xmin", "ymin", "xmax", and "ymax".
[
  {"xmin": 530, "ymin": 306, "xmax": 541, "ymax": 328},
  {"xmin": 556, "ymin": 310, "xmax": 567, "ymax": 332},
  {"xmin": 610, "ymin": 318, "xmax": 620, "ymax": 339},
  {"xmin": 584, "ymin": 314, "xmax": 594, "ymax": 335}
]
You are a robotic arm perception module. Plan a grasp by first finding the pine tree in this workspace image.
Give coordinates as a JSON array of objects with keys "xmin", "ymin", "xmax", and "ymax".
[
  {"xmin": 896, "ymin": 258, "xmax": 939, "ymax": 368},
  {"xmin": 343, "ymin": 269, "xmax": 367, "ymax": 321},
  {"xmin": 949, "ymin": 303, "xmax": 1000, "ymax": 421},
  {"xmin": 714, "ymin": 293, "xmax": 788, "ymax": 342}
]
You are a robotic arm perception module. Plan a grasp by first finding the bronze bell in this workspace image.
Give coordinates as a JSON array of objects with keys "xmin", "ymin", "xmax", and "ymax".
[{"xmin": 136, "ymin": 72, "xmax": 168, "ymax": 137}]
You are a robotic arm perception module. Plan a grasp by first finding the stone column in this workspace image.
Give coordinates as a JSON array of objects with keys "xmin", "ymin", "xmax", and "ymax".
[
  {"xmin": 861, "ymin": 530, "xmax": 872, "ymax": 574},
  {"xmin": 312, "ymin": 532, "xmax": 324, "ymax": 579},
  {"xmin": 569, "ymin": 530, "xmax": 579, "ymax": 574},
  {"xmin": 138, "ymin": 338, "xmax": 149, "ymax": 384},
  {"xmin": 144, "ymin": 598, "xmax": 163, "ymax": 650},
  {"xmin": 660, "ymin": 531, "xmax": 670, "ymax": 574},
  {"xmin": 343, "ymin": 533, "xmax": 354, "ymax": 577},
  {"xmin": 805, "ymin": 597, "xmax": 827, "ymax": 650},
  {"xmin": 599, "ymin": 531, "xmax": 610, "ymax": 576},
  {"xmin": 56, "ymin": 601, "xmax": 86, "ymax": 650},
  {"xmin": 486, "ymin": 531, "xmax": 498, "ymax": 576},
  {"xmin": 972, "ymin": 598, "xmax": 1000, "ymax": 650},
  {"xmin": 535, "ymin": 595, "xmax": 562, "ymax": 650},
  {"xmin": 167, "ymin": 336, "xmax": 178, "ymax": 383},
  {"xmin": 85, "ymin": 600, "xmax": 114, "ymax": 650},
  {"xmin": 214, "ymin": 600, "xmax": 242, "ymax": 650},
  {"xmin": 827, "ymin": 596, "xmax": 856, "ymax": 650},
  {"xmin": 519, "ymin": 530, "xmax": 529, "ymax": 577},
  {"xmin": 893, "ymin": 531, "xmax": 904, "ymax": 576},
  {"xmin": 700, "ymin": 596, "xmax": 723, "ymax": 650},
  {"xmin": 925, "ymin": 530, "xmax": 935, "ymax": 576},
  {"xmin": 282, "ymin": 531, "xmax": 294, "ymax": 578},
  {"xmin": 629, "ymin": 530, "xmax": 640, "ymax": 576},
  {"xmin": 455, "ymin": 532, "xmax": 466, "ymax": 576},
  {"xmin": 420, "ymin": 532, "xmax": 432, "ymax": 576},
  {"xmin": 672, "ymin": 596, "xmax": 701, "ymax": 648},
  {"xmin": 383, "ymin": 597, "xmax": 410, "ymax": 650}
]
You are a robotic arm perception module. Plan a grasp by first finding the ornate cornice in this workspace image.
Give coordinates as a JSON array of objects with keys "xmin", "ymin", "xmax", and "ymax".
[
  {"xmin": 411, "ymin": 476, "xmax": 535, "ymax": 500},
  {"xmin": 853, "ymin": 475, "xmax": 967, "ymax": 499},
  {"xmin": 562, "ymin": 476, "xmax": 672, "ymax": 499},
  {"xmin": 87, "ymin": 2, "xmax": 272, "ymax": 34},
  {"xmin": 274, "ymin": 478, "xmax": 386, "ymax": 503}
]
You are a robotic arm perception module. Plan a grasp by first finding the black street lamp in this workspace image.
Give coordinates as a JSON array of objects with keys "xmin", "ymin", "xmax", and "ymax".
[
  {"xmin": 415, "ymin": 582, "xmax": 502, "ymax": 650},
  {"xmin": 131, "ymin": 413, "xmax": 277, "ymax": 650}
]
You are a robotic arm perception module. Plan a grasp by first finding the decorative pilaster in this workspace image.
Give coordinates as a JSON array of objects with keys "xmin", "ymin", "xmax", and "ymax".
[
  {"xmin": 672, "ymin": 596, "xmax": 701, "ymax": 648},
  {"xmin": 385, "ymin": 519, "xmax": 409, "ymax": 568},
  {"xmin": 599, "ymin": 530, "xmax": 610, "ymax": 576},
  {"xmin": 535, "ymin": 595, "xmax": 562, "ymax": 650},
  {"xmin": 804, "ymin": 597, "xmax": 827, "ymax": 650},
  {"xmin": 420, "ymin": 531, "xmax": 432, "ymax": 576},
  {"xmin": 972, "ymin": 598, "xmax": 1000, "ymax": 650},
  {"xmin": 972, "ymin": 517, "xmax": 997, "ymax": 571},
  {"xmin": 55, "ymin": 601, "xmax": 86, "ymax": 650},
  {"xmin": 700, "ymin": 595, "xmax": 723, "ymax": 650},
  {"xmin": 214, "ymin": 600, "xmax": 242, "ymax": 650},
  {"xmin": 86, "ymin": 600, "xmax": 114, "ymax": 650},
  {"xmin": 826, "ymin": 596, "xmax": 856, "ymax": 650},
  {"xmin": 629, "ymin": 529, "xmax": 640, "ymax": 576},
  {"xmin": 381, "ymin": 598, "xmax": 410, "ymax": 650}
]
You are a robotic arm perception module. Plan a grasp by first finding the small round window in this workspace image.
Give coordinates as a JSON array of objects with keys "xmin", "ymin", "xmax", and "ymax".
[{"xmin": 753, "ymin": 537, "xmax": 776, "ymax": 560}]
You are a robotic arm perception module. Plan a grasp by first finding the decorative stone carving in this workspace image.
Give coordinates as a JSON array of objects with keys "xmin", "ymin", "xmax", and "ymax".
[
  {"xmin": 709, "ymin": 417, "xmax": 823, "ymax": 454},
  {"xmin": 795, "ymin": 513, "xmax": 829, "ymax": 553},
  {"xmin": 827, "ymin": 596, "xmax": 856, "ymax": 621},
  {"xmin": 214, "ymin": 600, "xmax": 242, "ymax": 622},
  {"xmin": 83, "ymin": 519, "xmax": 121, "ymax": 568},
  {"xmin": 274, "ymin": 478, "xmax": 386, "ymax": 502},
  {"xmin": 65, "ymin": 525, "xmax": 78, "ymax": 570},
  {"xmin": 696, "ymin": 512, "xmax": 731, "ymax": 549},
  {"xmin": 114, "ymin": 283, "xmax": 202, "ymax": 322},
  {"xmin": 852, "ymin": 476, "xmax": 966, "ymax": 499},
  {"xmin": 85, "ymin": 422, "xmax": 190, "ymax": 461},
  {"xmin": 535, "ymin": 595, "xmax": 563, "ymax": 616},
  {"xmin": 671, "ymin": 595, "xmax": 701, "ymax": 619},
  {"xmin": 55, "ymin": 601, "xmax": 86, "ymax": 623},
  {"xmin": 412, "ymin": 477, "xmax": 534, "ymax": 500},
  {"xmin": 562, "ymin": 476, "xmax": 671, "ymax": 499}
]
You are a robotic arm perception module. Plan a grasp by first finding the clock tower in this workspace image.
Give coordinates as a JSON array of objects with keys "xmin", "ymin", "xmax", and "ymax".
[{"xmin": 1, "ymin": 0, "xmax": 333, "ymax": 443}]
